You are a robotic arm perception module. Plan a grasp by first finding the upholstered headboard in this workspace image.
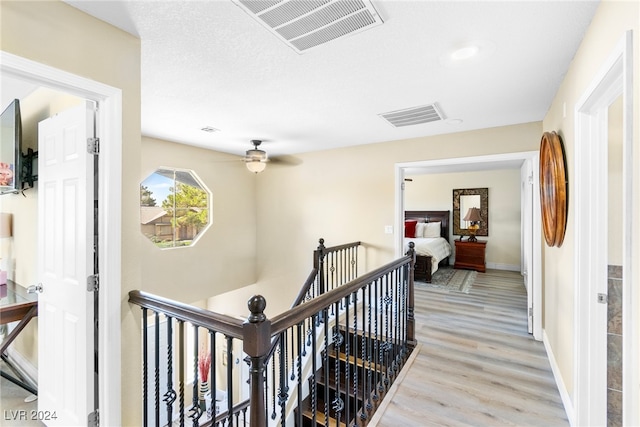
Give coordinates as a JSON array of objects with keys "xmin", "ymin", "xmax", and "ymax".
[{"xmin": 404, "ymin": 210, "xmax": 450, "ymax": 241}]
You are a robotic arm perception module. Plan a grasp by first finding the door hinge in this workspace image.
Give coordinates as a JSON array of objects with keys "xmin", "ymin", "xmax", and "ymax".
[
  {"xmin": 87, "ymin": 274, "xmax": 99, "ymax": 292},
  {"xmin": 88, "ymin": 409, "xmax": 99, "ymax": 427},
  {"xmin": 87, "ymin": 137, "xmax": 100, "ymax": 155},
  {"xmin": 597, "ymin": 293, "xmax": 608, "ymax": 304}
]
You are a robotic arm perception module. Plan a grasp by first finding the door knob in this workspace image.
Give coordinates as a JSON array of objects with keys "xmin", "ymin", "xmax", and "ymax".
[{"xmin": 27, "ymin": 283, "xmax": 43, "ymax": 294}]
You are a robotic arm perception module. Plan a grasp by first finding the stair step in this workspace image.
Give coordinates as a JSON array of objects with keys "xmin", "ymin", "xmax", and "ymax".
[{"xmin": 302, "ymin": 404, "xmax": 348, "ymax": 427}]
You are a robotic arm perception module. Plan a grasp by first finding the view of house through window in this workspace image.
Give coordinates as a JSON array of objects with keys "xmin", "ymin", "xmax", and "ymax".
[{"xmin": 140, "ymin": 168, "xmax": 210, "ymax": 248}]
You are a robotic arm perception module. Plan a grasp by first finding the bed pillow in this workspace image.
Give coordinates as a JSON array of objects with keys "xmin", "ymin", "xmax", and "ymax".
[
  {"xmin": 415, "ymin": 222, "xmax": 427, "ymax": 238},
  {"xmin": 404, "ymin": 220, "xmax": 418, "ymax": 237},
  {"xmin": 424, "ymin": 221, "xmax": 441, "ymax": 238}
]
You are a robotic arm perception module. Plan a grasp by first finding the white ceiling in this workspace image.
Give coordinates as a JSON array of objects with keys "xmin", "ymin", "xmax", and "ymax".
[{"xmin": 22, "ymin": 1, "xmax": 600, "ymax": 159}]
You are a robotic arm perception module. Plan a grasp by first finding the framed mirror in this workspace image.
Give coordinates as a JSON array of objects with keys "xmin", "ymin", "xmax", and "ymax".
[{"xmin": 453, "ymin": 188, "xmax": 488, "ymax": 238}]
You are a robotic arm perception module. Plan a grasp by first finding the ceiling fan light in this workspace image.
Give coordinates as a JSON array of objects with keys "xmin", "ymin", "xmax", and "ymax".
[
  {"xmin": 245, "ymin": 148, "xmax": 267, "ymax": 161},
  {"xmin": 246, "ymin": 160, "xmax": 267, "ymax": 173}
]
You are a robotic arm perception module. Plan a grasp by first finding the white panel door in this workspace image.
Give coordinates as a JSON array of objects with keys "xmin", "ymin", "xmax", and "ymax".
[{"xmin": 37, "ymin": 103, "xmax": 94, "ymax": 426}]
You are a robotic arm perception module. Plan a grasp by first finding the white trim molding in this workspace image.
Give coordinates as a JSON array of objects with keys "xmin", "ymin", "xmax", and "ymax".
[
  {"xmin": 573, "ymin": 30, "xmax": 635, "ymax": 426},
  {"xmin": 543, "ymin": 330, "xmax": 575, "ymax": 426}
]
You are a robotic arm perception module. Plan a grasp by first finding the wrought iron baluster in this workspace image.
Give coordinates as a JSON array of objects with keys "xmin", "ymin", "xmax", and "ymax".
[
  {"xmin": 209, "ymin": 330, "xmax": 216, "ymax": 421},
  {"xmin": 164, "ymin": 316, "xmax": 176, "ymax": 424},
  {"xmin": 311, "ymin": 312, "xmax": 318, "ymax": 427},
  {"xmin": 142, "ymin": 308, "xmax": 148, "ymax": 427},
  {"xmin": 290, "ymin": 329, "xmax": 296, "ymax": 381},
  {"xmin": 296, "ymin": 324, "xmax": 303, "ymax": 427},
  {"xmin": 344, "ymin": 295, "xmax": 351, "ymax": 424},
  {"xmin": 178, "ymin": 320, "xmax": 185, "ymax": 427},
  {"xmin": 278, "ymin": 332, "xmax": 288, "ymax": 426},
  {"xmin": 155, "ymin": 312, "xmax": 160, "ymax": 427},
  {"xmin": 333, "ymin": 302, "xmax": 343, "ymax": 425},
  {"xmin": 226, "ymin": 336, "xmax": 233, "ymax": 426},
  {"xmin": 361, "ymin": 286, "xmax": 369, "ymax": 421},
  {"xmin": 352, "ymin": 290, "xmax": 358, "ymax": 423},
  {"xmin": 323, "ymin": 308, "xmax": 330, "ymax": 427},
  {"xmin": 189, "ymin": 325, "xmax": 202, "ymax": 425},
  {"xmin": 271, "ymin": 350, "xmax": 277, "ymax": 420}
]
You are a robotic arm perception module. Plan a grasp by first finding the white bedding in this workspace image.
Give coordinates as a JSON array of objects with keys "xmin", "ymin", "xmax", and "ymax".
[{"xmin": 404, "ymin": 237, "xmax": 452, "ymax": 274}]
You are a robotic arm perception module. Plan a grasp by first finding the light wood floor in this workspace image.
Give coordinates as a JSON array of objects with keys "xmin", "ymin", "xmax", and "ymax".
[{"xmin": 371, "ymin": 269, "xmax": 569, "ymax": 427}]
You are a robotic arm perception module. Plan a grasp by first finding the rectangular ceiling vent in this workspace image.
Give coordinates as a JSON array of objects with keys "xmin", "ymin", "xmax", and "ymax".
[
  {"xmin": 233, "ymin": 0, "xmax": 384, "ymax": 53},
  {"xmin": 379, "ymin": 104, "xmax": 446, "ymax": 128}
]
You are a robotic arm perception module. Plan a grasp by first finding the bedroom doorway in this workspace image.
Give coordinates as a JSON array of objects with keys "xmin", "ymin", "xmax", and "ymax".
[
  {"xmin": 394, "ymin": 151, "xmax": 542, "ymax": 340},
  {"xmin": 1, "ymin": 51, "xmax": 123, "ymax": 424}
]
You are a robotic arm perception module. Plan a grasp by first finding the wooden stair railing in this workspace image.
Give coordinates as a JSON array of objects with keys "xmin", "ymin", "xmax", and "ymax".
[{"xmin": 129, "ymin": 240, "xmax": 415, "ymax": 427}]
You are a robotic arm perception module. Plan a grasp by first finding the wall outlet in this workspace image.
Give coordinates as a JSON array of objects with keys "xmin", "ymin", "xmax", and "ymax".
[{"xmin": 384, "ymin": 225, "xmax": 393, "ymax": 234}]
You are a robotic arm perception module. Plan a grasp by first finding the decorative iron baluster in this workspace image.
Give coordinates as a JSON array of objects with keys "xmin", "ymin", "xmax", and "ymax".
[
  {"xmin": 142, "ymin": 308, "xmax": 148, "ymax": 427},
  {"xmin": 290, "ymin": 329, "xmax": 296, "ymax": 381},
  {"xmin": 209, "ymin": 330, "xmax": 216, "ymax": 421},
  {"xmin": 361, "ymin": 286, "xmax": 369, "ymax": 420},
  {"xmin": 311, "ymin": 312, "xmax": 318, "ymax": 427},
  {"xmin": 384, "ymin": 273, "xmax": 391, "ymax": 389},
  {"xmin": 296, "ymin": 324, "xmax": 303, "ymax": 427},
  {"xmin": 344, "ymin": 295, "xmax": 351, "ymax": 424},
  {"xmin": 155, "ymin": 312, "xmax": 160, "ymax": 427},
  {"xmin": 189, "ymin": 325, "xmax": 202, "ymax": 425},
  {"xmin": 164, "ymin": 317, "xmax": 177, "ymax": 424},
  {"xmin": 178, "ymin": 320, "xmax": 185, "ymax": 427},
  {"xmin": 271, "ymin": 351, "xmax": 277, "ymax": 420},
  {"xmin": 226, "ymin": 336, "xmax": 234, "ymax": 426},
  {"xmin": 278, "ymin": 332, "xmax": 288, "ymax": 426},
  {"xmin": 352, "ymin": 291, "xmax": 358, "ymax": 424},
  {"xmin": 323, "ymin": 308, "xmax": 330, "ymax": 427},
  {"xmin": 333, "ymin": 302, "xmax": 343, "ymax": 425}
]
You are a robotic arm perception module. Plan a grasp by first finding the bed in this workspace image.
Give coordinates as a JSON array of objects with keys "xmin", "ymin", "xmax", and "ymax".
[{"xmin": 404, "ymin": 210, "xmax": 452, "ymax": 283}]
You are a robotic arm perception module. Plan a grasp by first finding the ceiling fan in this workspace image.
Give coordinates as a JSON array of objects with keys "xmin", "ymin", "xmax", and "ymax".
[{"xmin": 243, "ymin": 139, "xmax": 269, "ymax": 173}]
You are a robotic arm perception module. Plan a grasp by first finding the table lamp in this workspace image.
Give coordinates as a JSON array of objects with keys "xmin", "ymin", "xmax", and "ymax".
[{"xmin": 463, "ymin": 207, "xmax": 482, "ymax": 242}]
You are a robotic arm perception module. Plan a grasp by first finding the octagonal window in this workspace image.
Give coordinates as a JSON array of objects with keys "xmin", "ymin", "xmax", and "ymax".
[{"xmin": 140, "ymin": 168, "xmax": 211, "ymax": 248}]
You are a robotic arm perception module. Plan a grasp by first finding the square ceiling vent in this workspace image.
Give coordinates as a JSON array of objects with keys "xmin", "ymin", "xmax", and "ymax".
[
  {"xmin": 233, "ymin": 0, "xmax": 384, "ymax": 53},
  {"xmin": 379, "ymin": 104, "xmax": 445, "ymax": 128}
]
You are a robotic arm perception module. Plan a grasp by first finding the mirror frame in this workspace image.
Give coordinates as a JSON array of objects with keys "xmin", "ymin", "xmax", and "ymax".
[{"xmin": 453, "ymin": 188, "xmax": 489, "ymax": 237}]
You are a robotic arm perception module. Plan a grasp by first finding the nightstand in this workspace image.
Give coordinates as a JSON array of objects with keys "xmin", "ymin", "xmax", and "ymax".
[{"xmin": 454, "ymin": 240, "xmax": 486, "ymax": 273}]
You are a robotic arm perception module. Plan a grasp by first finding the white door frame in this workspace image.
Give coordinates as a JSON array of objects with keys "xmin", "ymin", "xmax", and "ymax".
[
  {"xmin": 394, "ymin": 151, "xmax": 542, "ymax": 340},
  {"xmin": 1, "ymin": 51, "xmax": 123, "ymax": 425},
  {"xmin": 573, "ymin": 30, "xmax": 635, "ymax": 426}
]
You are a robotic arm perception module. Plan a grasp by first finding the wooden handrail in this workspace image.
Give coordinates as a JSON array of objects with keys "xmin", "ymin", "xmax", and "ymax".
[
  {"xmin": 270, "ymin": 254, "xmax": 411, "ymax": 336},
  {"xmin": 128, "ymin": 290, "xmax": 244, "ymax": 339}
]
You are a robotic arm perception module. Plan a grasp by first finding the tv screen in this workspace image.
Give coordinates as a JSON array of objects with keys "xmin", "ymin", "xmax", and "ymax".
[{"xmin": 0, "ymin": 99, "xmax": 22, "ymax": 194}]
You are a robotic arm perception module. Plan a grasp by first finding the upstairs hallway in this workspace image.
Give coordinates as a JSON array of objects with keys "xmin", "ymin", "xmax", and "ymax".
[{"xmin": 372, "ymin": 269, "xmax": 568, "ymax": 426}]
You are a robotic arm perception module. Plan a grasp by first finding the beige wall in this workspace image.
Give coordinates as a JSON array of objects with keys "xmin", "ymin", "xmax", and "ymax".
[
  {"xmin": 542, "ymin": 0, "xmax": 639, "ymax": 408},
  {"xmin": 254, "ymin": 122, "xmax": 541, "ymax": 316},
  {"xmin": 140, "ymin": 137, "xmax": 257, "ymax": 303},
  {"xmin": 1, "ymin": 1, "xmax": 143, "ymax": 424},
  {"xmin": 405, "ymin": 169, "xmax": 522, "ymax": 269}
]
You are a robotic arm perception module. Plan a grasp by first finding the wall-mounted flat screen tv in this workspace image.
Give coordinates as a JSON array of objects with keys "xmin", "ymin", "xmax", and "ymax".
[{"xmin": 0, "ymin": 99, "xmax": 22, "ymax": 194}]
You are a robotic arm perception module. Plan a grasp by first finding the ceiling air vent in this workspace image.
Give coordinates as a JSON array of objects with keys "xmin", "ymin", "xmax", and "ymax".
[
  {"xmin": 379, "ymin": 104, "xmax": 445, "ymax": 128},
  {"xmin": 233, "ymin": 0, "xmax": 383, "ymax": 53}
]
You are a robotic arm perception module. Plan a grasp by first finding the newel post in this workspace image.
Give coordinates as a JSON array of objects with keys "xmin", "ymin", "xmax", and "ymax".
[
  {"xmin": 406, "ymin": 242, "xmax": 417, "ymax": 347},
  {"xmin": 243, "ymin": 295, "xmax": 271, "ymax": 427}
]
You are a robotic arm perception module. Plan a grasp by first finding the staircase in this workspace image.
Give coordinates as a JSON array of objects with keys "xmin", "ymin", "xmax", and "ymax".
[
  {"xmin": 298, "ymin": 325, "xmax": 405, "ymax": 427},
  {"xmin": 129, "ymin": 239, "xmax": 417, "ymax": 427}
]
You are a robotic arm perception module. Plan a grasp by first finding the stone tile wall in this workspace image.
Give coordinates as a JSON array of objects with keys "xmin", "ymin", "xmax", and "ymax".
[{"xmin": 607, "ymin": 265, "xmax": 622, "ymax": 427}]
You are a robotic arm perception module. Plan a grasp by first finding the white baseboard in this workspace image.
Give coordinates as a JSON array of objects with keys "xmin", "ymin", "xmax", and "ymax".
[
  {"xmin": 5, "ymin": 348, "xmax": 38, "ymax": 389},
  {"xmin": 485, "ymin": 262, "xmax": 520, "ymax": 271},
  {"xmin": 543, "ymin": 329, "xmax": 575, "ymax": 426}
]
